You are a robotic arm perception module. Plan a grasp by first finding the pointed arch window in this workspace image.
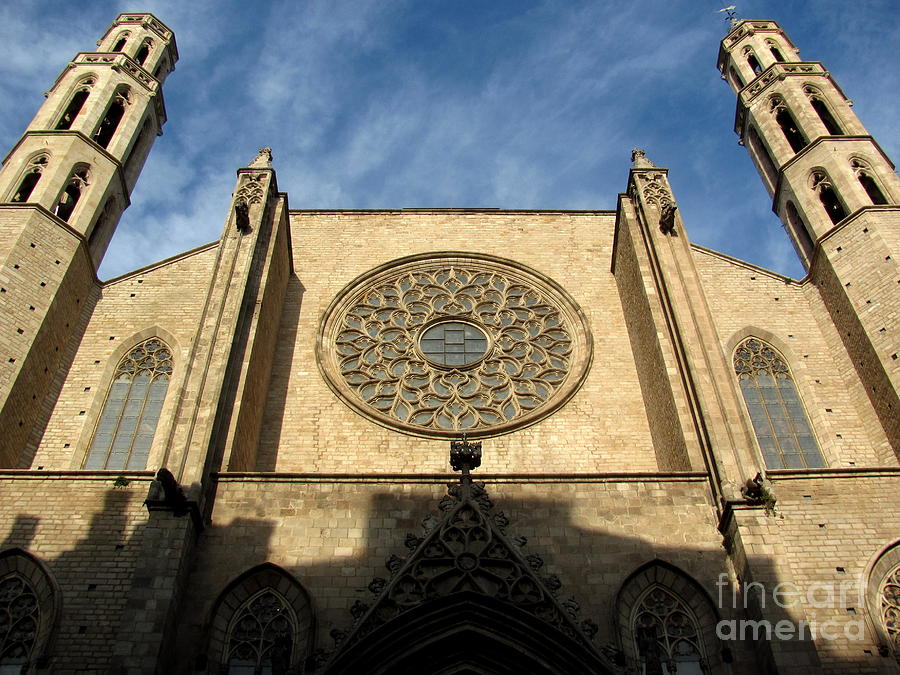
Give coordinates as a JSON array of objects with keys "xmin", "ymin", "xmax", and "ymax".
[
  {"xmin": 771, "ymin": 96, "xmax": 807, "ymax": 153},
  {"xmin": 744, "ymin": 47, "xmax": 762, "ymax": 75},
  {"xmin": 112, "ymin": 32, "xmax": 130, "ymax": 53},
  {"xmin": 53, "ymin": 165, "xmax": 89, "ymax": 222},
  {"xmin": 0, "ymin": 550, "xmax": 58, "ymax": 674},
  {"xmin": 728, "ymin": 65, "xmax": 743, "ymax": 89},
  {"xmin": 748, "ymin": 126, "xmax": 778, "ymax": 187},
  {"xmin": 93, "ymin": 87, "xmax": 130, "ymax": 149},
  {"xmin": 207, "ymin": 565, "xmax": 314, "ymax": 674},
  {"xmin": 851, "ymin": 158, "xmax": 889, "ymax": 205},
  {"xmin": 880, "ymin": 564, "xmax": 900, "ymax": 660},
  {"xmin": 810, "ymin": 171, "xmax": 847, "ymax": 224},
  {"xmin": 55, "ymin": 78, "xmax": 94, "ymax": 131},
  {"xmin": 633, "ymin": 585, "xmax": 706, "ymax": 674},
  {"xmin": 135, "ymin": 39, "xmax": 153, "ymax": 67},
  {"xmin": 83, "ymin": 338, "xmax": 172, "ymax": 470},
  {"xmin": 785, "ymin": 200, "xmax": 815, "ymax": 261},
  {"xmin": 803, "ymin": 86, "xmax": 843, "ymax": 135},
  {"xmin": 734, "ymin": 338, "xmax": 824, "ymax": 469},
  {"xmin": 10, "ymin": 155, "xmax": 49, "ymax": 204},
  {"xmin": 0, "ymin": 572, "xmax": 41, "ymax": 671},
  {"xmin": 225, "ymin": 589, "xmax": 297, "ymax": 674},
  {"xmin": 767, "ymin": 40, "xmax": 785, "ymax": 63}
]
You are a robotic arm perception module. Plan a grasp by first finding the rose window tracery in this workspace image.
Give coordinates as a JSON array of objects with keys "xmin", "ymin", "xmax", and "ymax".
[
  {"xmin": 319, "ymin": 254, "xmax": 591, "ymax": 437},
  {"xmin": 881, "ymin": 565, "xmax": 900, "ymax": 654},
  {"xmin": 0, "ymin": 573, "xmax": 40, "ymax": 670}
]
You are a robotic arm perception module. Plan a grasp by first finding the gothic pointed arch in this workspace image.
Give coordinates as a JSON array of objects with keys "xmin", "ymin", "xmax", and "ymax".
[
  {"xmin": 0, "ymin": 549, "xmax": 61, "ymax": 671},
  {"xmin": 325, "ymin": 477, "xmax": 615, "ymax": 674},
  {"xmin": 733, "ymin": 336, "xmax": 824, "ymax": 469},
  {"xmin": 614, "ymin": 560, "xmax": 723, "ymax": 674},
  {"xmin": 82, "ymin": 337, "xmax": 173, "ymax": 470},
  {"xmin": 328, "ymin": 591, "xmax": 615, "ymax": 675},
  {"xmin": 205, "ymin": 563, "xmax": 315, "ymax": 674},
  {"xmin": 9, "ymin": 153, "xmax": 50, "ymax": 204},
  {"xmin": 865, "ymin": 541, "xmax": 900, "ymax": 663}
]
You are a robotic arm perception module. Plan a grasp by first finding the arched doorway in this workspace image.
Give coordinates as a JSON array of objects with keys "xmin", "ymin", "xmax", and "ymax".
[{"xmin": 327, "ymin": 591, "xmax": 616, "ymax": 674}]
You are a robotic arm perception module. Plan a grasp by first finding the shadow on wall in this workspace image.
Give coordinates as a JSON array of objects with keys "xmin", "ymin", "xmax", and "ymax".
[
  {"xmin": 169, "ymin": 482, "xmax": 882, "ymax": 674},
  {"xmin": 0, "ymin": 480, "xmax": 894, "ymax": 673}
]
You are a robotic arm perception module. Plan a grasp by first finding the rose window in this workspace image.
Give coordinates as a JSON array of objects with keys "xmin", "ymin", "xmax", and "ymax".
[{"xmin": 318, "ymin": 254, "xmax": 592, "ymax": 437}]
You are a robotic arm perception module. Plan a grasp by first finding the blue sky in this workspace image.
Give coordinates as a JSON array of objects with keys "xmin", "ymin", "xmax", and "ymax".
[{"xmin": 1, "ymin": 1, "xmax": 897, "ymax": 280}]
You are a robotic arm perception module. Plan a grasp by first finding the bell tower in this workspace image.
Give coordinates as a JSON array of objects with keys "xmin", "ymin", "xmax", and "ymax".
[
  {"xmin": 718, "ymin": 20, "xmax": 900, "ymax": 452},
  {"xmin": 0, "ymin": 13, "xmax": 177, "ymax": 466}
]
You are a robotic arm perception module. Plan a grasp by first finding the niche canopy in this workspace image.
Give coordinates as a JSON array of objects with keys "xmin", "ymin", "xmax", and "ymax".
[{"xmin": 318, "ymin": 253, "xmax": 592, "ymax": 438}]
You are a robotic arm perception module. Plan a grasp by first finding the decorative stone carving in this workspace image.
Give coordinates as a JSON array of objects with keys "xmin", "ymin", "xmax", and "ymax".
[
  {"xmin": 881, "ymin": 565, "xmax": 900, "ymax": 655},
  {"xmin": 248, "ymin": 147, "xmax": 273, "ymax": 169},
  {"xmin": 319, "ymin": 254, "xmax": 592, "ymax": 438},
  {"xmin": 329, "ymin": 475, "xmax": 606, "ymax": 669},
  {"xmin": 234, "ymin": 173, "xmax": 266, "ymax": 223},
  {"xmin": 631, "ymin": 148, "xmax": 656, "ymax": 168}
]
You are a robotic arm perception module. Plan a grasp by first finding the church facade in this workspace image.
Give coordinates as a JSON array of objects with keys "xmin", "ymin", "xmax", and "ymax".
[{"xmin": 0, "ymin": 12, "xmax": 898, "ymax": 674}]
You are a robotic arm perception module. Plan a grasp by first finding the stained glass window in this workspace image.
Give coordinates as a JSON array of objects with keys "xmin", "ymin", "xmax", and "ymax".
[
  {"xmin": 733, "ymin": 338, "xmax": 823, "ymax": 469},
  {"xmin": 881, "ymin": 564, "xmax": 900, "ymax": 658},
  {"xmin": 0, "ymin": 573, "xmax": 40, "ymax": 674},
  {"xmin": 84, "ymin": 338, "xmax": 172, "ymax": 470},
  {"xmin": 226, "ymin": 590, "xmax": 295, "ymax": 675},
  {"xmin": 633, "ymin": 586, "xmax": 705, "ymax": 674},
  {"xmin": 420, "ymin": 321, "xmax": 488, "ymax": 367}
]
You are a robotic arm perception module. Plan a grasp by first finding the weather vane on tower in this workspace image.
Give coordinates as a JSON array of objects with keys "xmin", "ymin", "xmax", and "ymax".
[{"xmin": 717, "ymin": 5, "xmax": 739, "ymax": 27}]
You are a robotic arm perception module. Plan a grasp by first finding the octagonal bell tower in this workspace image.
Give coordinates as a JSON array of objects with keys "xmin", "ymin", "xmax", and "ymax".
[
  {"xmin": 0, "ymin": 13, "xmax": 177, "ymax": 467},
  {"xmin": 718, "ymin": 19, "xmax": 900, "ymax": 453}
]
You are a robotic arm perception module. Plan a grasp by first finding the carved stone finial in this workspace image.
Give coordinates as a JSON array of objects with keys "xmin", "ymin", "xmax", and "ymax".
[
  {"xmin": 631, "ymin": 148, "xmax": 656, "ymax": 168},
  {"xmin": 450, "ymin": 433, "xmax": 482, "ymax": 474},
  {"xmin": 248, "ymin": 147, "xmax": 273, "ymax": 168}
]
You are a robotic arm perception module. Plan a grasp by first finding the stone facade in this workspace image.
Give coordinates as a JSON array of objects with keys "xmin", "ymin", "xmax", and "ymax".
[{"xmin": 0, "ymin": 14, "xmax": 897, "ymax": 675}]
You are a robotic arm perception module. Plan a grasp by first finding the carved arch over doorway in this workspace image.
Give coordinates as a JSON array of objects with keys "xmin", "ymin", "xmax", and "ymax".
[{"xmin": 326, "ymin": 591, "xmax": 615, "ymax": 675}]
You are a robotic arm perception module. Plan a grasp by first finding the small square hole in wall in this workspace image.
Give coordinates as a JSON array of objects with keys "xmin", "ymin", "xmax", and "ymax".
[
  {"xmin": 750, "ymin": 276, "xmax": 756, "ymax": 280},
  {"xmin": 130, "ymin": 293, "xmax": 135, "ymax": 297},
  {"xmin": 55, "ymin": 260, "xmax": 60, "ymax": 265},
  {"xmin": 94, "ymin": 360, "xmax": 100, "ymax": 364},
  {"xmin": 63, "ymin": 443, "xmax": 69, "ymax": 448},
  {"xmin": 862, "ymin": 227, "xmax": 868, "ymax": 233},
  {"xmin": 7, "ymin": 358, "xmax": 14, "ymax": 363},
  {"xmin": 847, "ymin": 608, "xmax": 857, "ymax": 616},
  {"xmin": 818, "ymin": 523, "xmax": 827, "ymax": 529},
  {"xmin": 16, "ymin": 328, "xmax": 23, "ymax": 335},
  {"xmin": 803, "ymin": 495, "xmax": 813, "ymax": 500},
  {"xmin": 866, "ymin": 299, "xmax": 872, "ymax": 304},
  {"xmin": 39, "ymin": 281, "xmax": 45, "ymax": 287},
  {"xmin": 83, "ymin": 387, "xmax": 90, "ymax": 392},
  {"xmin": 836, "ymin": 434, "xmax": 843, "ymax": 439},
  {"xmin": 848, "ymin": 461, "xmax": 856, "ymax": 466},
  {"xmin": 88, "ymin": 583, "xmax": 97, "ymax": 591},
  {"xmin": 892, "ymin": 354, "xmax": 898, "ymax": 360},
  {"xmin": 12, "ymin": 264, "xmax": 19, "ymax": 269},
  {"xmin": 774, "ymin": 297, "xmax": 779, "ymax": 301},
  {"xmin": 109, "ymin": 336, "xmax": 115, "ymax": 340},
  {"xmin": 29, "ymin": 243, "xmax": 35, "ymax": 248},
  {"xmin": 836, "ymin": 567, "xmax": 845, "ymax": 573},
  {"xmin": 836, "ymin": 246, "xmax": 842, "ymax": 252},
  {"xmin": 825, "ymin": 408, "xmax": 833, "ymax": 413},
  {"xmin": 864, "ymin": 649, "xmax": 872, "ymax": 655},
  {"xmin": 78, "ymin": 626, "xmax": 86, "ymax": 634}
]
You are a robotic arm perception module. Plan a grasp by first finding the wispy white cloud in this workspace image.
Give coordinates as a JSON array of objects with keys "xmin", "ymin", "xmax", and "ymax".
[{"xmin": 0, "ymin": 1, "xmax": 895, "ymax": 281}]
